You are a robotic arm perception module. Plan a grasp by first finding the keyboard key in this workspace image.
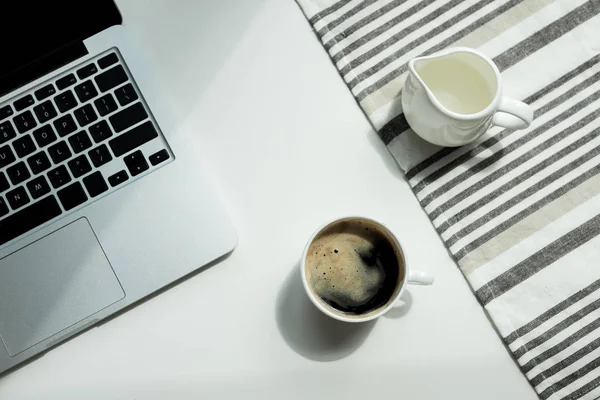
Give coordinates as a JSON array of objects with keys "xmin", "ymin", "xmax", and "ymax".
[
  {"xmin": 114, "ymin": 83, "xmax": 138, "ymax": 107},
  {"xmin": 48, "ymin": 141, "xmax": 72, "ymax": 164},
  {"xmin": 34, "ymin": 84, "xmax": 56, "ymax": 101},
  {"xmin": 33, "ymin": 100, "xmax": 58, "ymax": 124},
  {"xmin": 109, "ymin": 121, "xmax": 158, "ymax": 157},
  {"xmin": 27, "ymin": 176, "xmax": 51, "ymax": 200},
  {"xmin": 0, "ymin": 121, "xmax": 16, "ymax": 144},
  {"xmin": 6, "ymin": 186, "xmax": 30, "ymax": 210},
  {"xmin": 74, "ymin": 80, "xmax": 98, "ymax": 103},
  {"xmin": 13, "ymin": 110, "xmax": 37, "ymax": 133},
  {"xmin": 74, "ymin": 104, "xmax": 98, "ymax": 127},
  {"xmin": 68, "ymin": 131, "xmax": 92, "ymax": 154},
  {"xmin": 124, "ymin": 150, "xmax": 149, "ymax": 177},
  {"xmin": 0, "ymin": 105, "xmax": 14, "ymax": 121},
  {"xmin": 27, "ymin": 151, "xmax": 51, "ymax": 175},
  {"xmin": 89, "ymin": 144, "xmax": 112, "ymax": 167},
  {"xmin": 13, "ymin": 135, "xmax": 36, "ymax": 158},
  {"xmin": 89, "ymin": 120, "xmax": 113, "ymax": 143},
  {"xmin": 54, "ymin": 90, "xmax": 78, "ymax": 113},
  {"xmin": 53, "ymin": 114, "xmax": 77, "ymax": 137},
  {"xmin": 109, "ymin": 102, "xmax": 147, "ymax": 133},
  {"xmin": 48, "ymin": 165, "xmax": 71, "ymax": 189},
  {"xmin": 67, "ymin": 155, "xmax": 91, "ymax": 178},
  {"xmin": 0, "ymin": 195, "xmax": 62, "ymax": 246},
  {"xmin": 77, "ymin": 63, "xmax": 98, "ymax": 79},
  {"xmin": 57, "ymin": 182, "xmax": 87, "ymax": 211},
  {"xmin": 14, "ymin": 95, "xmax": 34, "ymax": 111},
  {"xmin": 0, "ymin": 145, "xmax": 16, "ymax": 168},
  {"xmin": 108, "ymin": 170, "xmax": 128, "ymax": 187},
  {"xmin": 0, "ymin": 197, "xmax": 8, "ymax": 217},
  {"xmin": 83, "ymin": 171, "xmax": 108, "ymax": 198},
  {"xmin": 94, "ymin": 93, "xmax": 118, "ymax": 116},
  {"xmin": 149, "ymin": 149, "xmax": 170, "ymax": 166},
  {"xmin": 56, "ymin": 73, "xmax": 77, "ymax": 90},
  {"xmin": 0, "ymin": 172, "xmax": 9, "ymax": 193},
  {"xmin": 7, "ymin": 162, "xmax": 31, "ymax": 185},
  {"xmin": 98, "ymin": 53, "xmax": 118, "ymax": 69},
  {"xmin": 33, "ymin": 125, "xmax": 57, "ymax": 147},
  {"xmin": 95, "ymin": 65, "xmax": 128, "ymax": 92},
  {"xmin": 13, "ymin": 135, "xmax": 35, "ymax": 157}
]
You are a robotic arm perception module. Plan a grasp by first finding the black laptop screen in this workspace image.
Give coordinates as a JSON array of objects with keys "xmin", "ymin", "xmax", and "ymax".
[{"xmin": 0, "ymin": 0, "xmax": 122, "ymax": 95}]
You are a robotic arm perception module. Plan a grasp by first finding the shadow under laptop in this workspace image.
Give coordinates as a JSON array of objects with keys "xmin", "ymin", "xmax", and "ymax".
[
  {"xmin": 118, "ymin": 0, "xmax": 266, "ymax": 124},
  {"xmin": 275, "ymin": 262, "xmax": 377, "ymax": 362}
]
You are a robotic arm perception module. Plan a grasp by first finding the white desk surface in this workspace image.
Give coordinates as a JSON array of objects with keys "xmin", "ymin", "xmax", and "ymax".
[{"xmin": 0, "ymin": 1, "xmax": 537, "ymax": 399}]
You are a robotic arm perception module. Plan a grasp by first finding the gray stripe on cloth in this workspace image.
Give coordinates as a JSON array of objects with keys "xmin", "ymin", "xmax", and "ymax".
[
  {"xmin": 337, "ymin": 0, "xmax": 459, "ymax": 73},
  {"xmin": 323, "ymin": 0, "xmax": 411, "ymax": 51},
  {"xmin": 379, "ymin": 114, "xmax": 411, "ymax": 145},
  {"xmin": 354, "ymin": 0, "xmax": 524, "ymax": 101},
  {"xmin": 406, "ymin": 54, "xmax": 600, "ymax": 183},
  {"xmin": 420, "ymin": 88, "xmax": 600, "ymax": 209},
  {"xmin": 561, "ymin": 374, "xmax": 600, "ymax": 400},
  {"xmin": 355, "ymin": 0, "xmax": 600, "ymax": 102},
  {"xmin": 308, "ymin": 0, "xmax": 353, "ymax": 24},
  {"xmin": 494, "ymin": 0, "xmax": 600, "ymax": 71},
  {"xmin": 513, "ymin": 297, "xmax": 600, "ymax": 360},
  {"xmin": 405, "ymin": 145, "xmax": 455, "ymax": 181},
  {"xmin": 530, "ymin": 336, "xmax": 600, "ymax": 387},
  {"xmin": 433, "ymin": 71, "xmax": 600, "ymax": 214},
  {"xmin": 347, "ymin": 0, "xmax": 504, "ymax": 89},
  {"xmin": 439, "ymin": 122, "xmax": 600, "ymax": 239},
  {"xmin": 375, "ymin": 0, "xmax": 571, "ymax": 149},
  {"xmin": 504, "ymin": 278, "xmax": 600, "ymax": 345},
  {"xmin": 415, "ymin": 71, "xmax": 600, "ymax": 198},
  {"xmin": 521, "ymin": 318, "xmax": 600, "ymax": 373},
  {"xmin": 413, "ymin": 129, "xmax": 511, "ymax": 195},
  {"xmin": 539, "ymin": 355, "xmax": 600, "ymax": 400},
  {"xmin": 405, "ymin": 147, "xmax": 455, "ymax": 180},
  {"xmin": 458, "ymin": 173, "xmax": 600, "ymax": 275},
  {"xmin": 525, "ymin": 55, "xmax": 600, "ymax": 105},
  {"xmin": 331, "ymin": 0, "xmax": 437, "ymax": 63},
  {"xmin": 317, "ymin": 0, "xmax": 383, "ymax": 38},
  {"xmin": 455, "ymin": 162, "xmax": 600, "ymax": 261},
  {"xmin": 475, "ymin": 212, "xmax": 600, "ymax": 306},
  {"xmin": 445, "ymin": 132, "xmax": 600, "ymax": 248},
  {"xmin": 357, "ymin": 0, "xmax": 526, "ymax": 137}
]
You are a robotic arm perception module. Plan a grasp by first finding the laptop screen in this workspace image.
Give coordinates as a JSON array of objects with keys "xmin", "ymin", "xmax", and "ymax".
[{"xmin": 0, "ymin": 0, "xmax": 121, "ymax": 96}]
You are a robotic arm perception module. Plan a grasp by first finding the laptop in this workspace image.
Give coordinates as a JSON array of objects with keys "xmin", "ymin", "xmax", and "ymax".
[{"xmin": 0, "ymin": 0, "xmax": 237, "ymax": 374}]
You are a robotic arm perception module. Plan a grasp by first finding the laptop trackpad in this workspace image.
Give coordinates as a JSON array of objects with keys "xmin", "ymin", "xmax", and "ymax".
[{"xmin": 0, "ymin": 219, "xmax": 125, "ymax": 356}]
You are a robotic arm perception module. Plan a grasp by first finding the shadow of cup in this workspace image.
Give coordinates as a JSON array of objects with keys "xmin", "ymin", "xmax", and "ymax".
[
  {"xmin": 383, "ymin": 289, "xmax": 413, "ymax": 319},
  {"xmin": 275, "ymin": 263, "xmax": 376, "ymax": 362}
]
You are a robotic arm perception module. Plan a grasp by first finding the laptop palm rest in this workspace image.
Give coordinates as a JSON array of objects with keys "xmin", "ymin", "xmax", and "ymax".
[{"xmin": 0, "ymin": 218, "xmax": 125, "ymax": 356}]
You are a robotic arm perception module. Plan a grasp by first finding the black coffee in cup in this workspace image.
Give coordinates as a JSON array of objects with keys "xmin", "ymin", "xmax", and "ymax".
[{"xmin": 305, "ymin": 218, "xmax": 404, "ymax": 316}]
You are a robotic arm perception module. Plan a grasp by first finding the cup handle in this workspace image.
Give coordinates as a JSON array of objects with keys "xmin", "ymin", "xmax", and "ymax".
[
  {"xmin": 407, "ymin": 270, "xmax": 434, "ymax": 285},
  {"xmin": 493, "ymin": 97, "xmax": 534, "ymax": 130}
]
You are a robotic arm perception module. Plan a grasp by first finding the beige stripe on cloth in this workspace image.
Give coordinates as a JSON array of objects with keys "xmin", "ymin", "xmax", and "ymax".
[
  {"xmin": 458, "ymin": 172, "xmax": 600, "ymax": 276},
  {"xmin": 359, "ymin": 0, "xmax": 555, "ymax": 117}
]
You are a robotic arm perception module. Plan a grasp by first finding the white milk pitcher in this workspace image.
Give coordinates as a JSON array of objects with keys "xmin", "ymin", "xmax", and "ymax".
[{"xmin": 401, "ymin": 47, "xmax": 534, "ymax": 147}]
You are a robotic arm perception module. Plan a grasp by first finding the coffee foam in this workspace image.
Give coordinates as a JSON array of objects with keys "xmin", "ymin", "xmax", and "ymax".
[{"xmin": 305, "ymin": 219, "xmax": 401, "ymax": 313}]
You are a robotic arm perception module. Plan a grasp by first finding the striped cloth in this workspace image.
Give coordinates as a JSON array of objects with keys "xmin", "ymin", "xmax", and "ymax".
[{"xmin": 294, "ymin": 0, "xmax": 600, "ymax": 399}]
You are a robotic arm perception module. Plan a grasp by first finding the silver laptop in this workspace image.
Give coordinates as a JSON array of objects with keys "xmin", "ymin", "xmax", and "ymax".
[{"xmin": 0, "ymin": 1, "xmax": 237, "ymax": 374}]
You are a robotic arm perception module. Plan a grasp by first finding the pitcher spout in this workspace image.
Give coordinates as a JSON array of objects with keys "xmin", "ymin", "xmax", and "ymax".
[
  {"xmin": 406, "ymin": 53, "xmax": 446, "ymax": 116},
  {"xmin": 406, "ymin": 47, "xmax": 502, "ymax": 118}
]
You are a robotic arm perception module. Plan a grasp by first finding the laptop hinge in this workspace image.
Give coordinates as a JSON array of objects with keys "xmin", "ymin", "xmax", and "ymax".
[{"xmin": 0, "ymin": 41, "xmax": 88, "ymax": 97}]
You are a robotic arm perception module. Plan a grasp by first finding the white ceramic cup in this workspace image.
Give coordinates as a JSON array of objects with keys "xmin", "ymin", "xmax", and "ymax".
[{"xmin": 301, "ymin": 217, "xmax": 433, "ymax": 323}]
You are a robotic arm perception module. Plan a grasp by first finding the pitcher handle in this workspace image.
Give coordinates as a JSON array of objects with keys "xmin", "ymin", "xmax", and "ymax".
[{"xmin": 493, "ymin": 97, "xmax": 534, "ymax": 130}]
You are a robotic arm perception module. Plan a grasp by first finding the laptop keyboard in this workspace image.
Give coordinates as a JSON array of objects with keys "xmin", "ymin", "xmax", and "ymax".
[{"xmin": 0, "ymin": 48, "xmax": 173, "ymax": 247}]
